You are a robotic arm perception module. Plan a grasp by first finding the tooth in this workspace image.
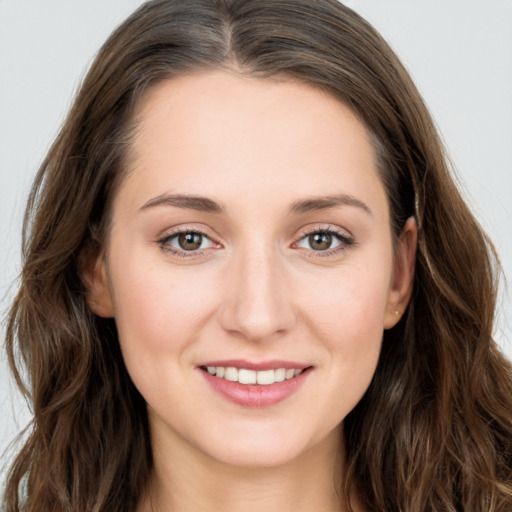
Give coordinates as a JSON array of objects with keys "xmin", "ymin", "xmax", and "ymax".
[
  {"xmin": 238, "ymin": 369, "xmax": 257, "ymax": 384},
  {"xmin": 211, "ymin": 366, "xmax": 304, "ymax": 384},
  {"xmin": 274, "ymin": 368, "xmax": 286, "ymax": 382},
  {"xmin": 224, "ymin": 367, "xmax": 238, "ymax": 382},
  {"xmin": 256, "ymin": 369, "xmax": 275, "ymax": 385}
]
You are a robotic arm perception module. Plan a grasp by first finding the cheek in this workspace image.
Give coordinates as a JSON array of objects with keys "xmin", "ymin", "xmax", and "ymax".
[
  {"xmin": 296, "ymin": 261, "xmax": 392, "ymax": 410},
  {"xmin": 300, "ymin": 263, "xmax": 392, "ymax": 347},
  {"xmin": 107, "ymin": 248, "xmax": 219, "ymax": 362}
]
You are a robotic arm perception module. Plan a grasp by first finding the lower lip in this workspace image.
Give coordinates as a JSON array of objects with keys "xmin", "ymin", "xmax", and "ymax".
[{"xmin": 200, "ymin": 368, "xmax": 312, "ymax": 408}]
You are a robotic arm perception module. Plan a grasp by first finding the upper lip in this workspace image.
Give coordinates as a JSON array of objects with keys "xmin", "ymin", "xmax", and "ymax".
[{"xmin": 198, "ymin": 359, "xmax": 311, "ymax": 371}]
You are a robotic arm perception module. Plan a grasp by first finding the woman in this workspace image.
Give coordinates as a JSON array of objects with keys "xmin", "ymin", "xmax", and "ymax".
[{"xmin": 3, "ymin": 0, "xmax": 512, "ymax": 510}]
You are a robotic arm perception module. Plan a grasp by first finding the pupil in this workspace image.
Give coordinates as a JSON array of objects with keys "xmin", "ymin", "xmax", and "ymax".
[
  {"xmin": 310, "ymin": 232, "xmax": 332, "ymax": 251},
  {"xmin": 179, "ymin": 232, "xmax": 202, "ymax": 250}
]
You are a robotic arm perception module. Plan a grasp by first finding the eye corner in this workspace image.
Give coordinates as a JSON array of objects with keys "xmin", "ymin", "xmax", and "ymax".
[
  {"xmin": 291, "ymin": 225, "xmax": 356, "ymax": 257},
  {"xmin": 156, "ymin": 226, "xmax": 222, "ymax": 259}
]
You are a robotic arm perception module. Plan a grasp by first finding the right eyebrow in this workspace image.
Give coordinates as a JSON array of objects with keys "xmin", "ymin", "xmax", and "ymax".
[{"xmin": 140, "ymin": 193, "xmax": 225, "ymax": 214}]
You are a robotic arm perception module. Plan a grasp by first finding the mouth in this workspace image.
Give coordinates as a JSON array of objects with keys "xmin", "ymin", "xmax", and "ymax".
[
  {"xmin": 199, "ymin": 365, "xmax": 309, "ymax": 385},
  {"xmin": 198, "ymin": 361, "xmax": 313, "ymax": 407}
]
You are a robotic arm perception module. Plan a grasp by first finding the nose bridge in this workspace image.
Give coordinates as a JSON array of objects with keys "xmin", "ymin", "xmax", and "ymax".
[{"xmin": 220, "ymin": 240, "xmax": 295, "ymax": 341}]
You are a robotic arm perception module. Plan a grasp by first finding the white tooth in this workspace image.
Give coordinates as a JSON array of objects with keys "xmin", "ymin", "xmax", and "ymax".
[
  {"xmin": 285, "ymin": 369, "xmax": 295, "ymax": 380},
  {"xmin": 294, "ymin": 369, "xmax": 302, "ymax": 376},
  {"xmin": 216, "ymin": 366, "xmax": 225, "ymax": 378},
  {"xmin": 207, "ymin": 366, "xmax": 216, "ymax": 375},
  {"xmin": 238, "ymin": 369, "xmax": 257, "ymax": 384},
  {"xmin": 256, "ymin": 369, "xmax": 275, "ymax": 385},
  {"xmin": 224, "ymin": 367, "xmax": 238, "ymax": 382},
  {"xmin": 274, "ymin": 368, "xmax": 286, "ymax": 382}
]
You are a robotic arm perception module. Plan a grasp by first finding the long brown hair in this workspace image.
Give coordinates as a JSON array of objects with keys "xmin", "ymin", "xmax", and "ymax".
[{"xmin": 4, "ymin": 1, "xmax": 512, "ymax": 510}]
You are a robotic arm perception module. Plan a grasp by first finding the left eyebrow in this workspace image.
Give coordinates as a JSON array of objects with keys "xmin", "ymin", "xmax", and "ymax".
[{"xmin": 289, "ymin": 193, "xmax": 373, "ymax": 216}]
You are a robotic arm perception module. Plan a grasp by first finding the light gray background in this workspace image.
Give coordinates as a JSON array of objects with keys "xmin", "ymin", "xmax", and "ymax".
[{"xmin": 1, "ymin": 0, "xmax": 511, "ymax": 479}]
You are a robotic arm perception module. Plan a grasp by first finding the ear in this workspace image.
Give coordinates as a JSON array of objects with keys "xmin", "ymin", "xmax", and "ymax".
[
  {"xmin": 384, "ymin": 217, "xmax": 417, "ymax": 329},
  {"xmin": 82, "ymin": 251, "xmax": 115, "ymax": 318}
]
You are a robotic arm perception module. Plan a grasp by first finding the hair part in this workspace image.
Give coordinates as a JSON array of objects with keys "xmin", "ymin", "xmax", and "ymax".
[{"xmin": 4, "ymin": 1, "xmax": 512, "ymax": 510}]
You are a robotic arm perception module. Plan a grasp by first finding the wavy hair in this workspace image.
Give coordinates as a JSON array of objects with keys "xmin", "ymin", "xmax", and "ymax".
[{"xmin": 4, "ymin": 1, "xmax": 512, "ymax": 510}]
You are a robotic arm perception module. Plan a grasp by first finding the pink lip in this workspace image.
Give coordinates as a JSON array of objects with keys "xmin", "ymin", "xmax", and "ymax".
[
  {"xmin": 199, "ymin": 359, "xmax": 310, "ymax": 371},
  {"xmin": 198, "ymin": 363, "xmax": 313, "ymax": 408}
]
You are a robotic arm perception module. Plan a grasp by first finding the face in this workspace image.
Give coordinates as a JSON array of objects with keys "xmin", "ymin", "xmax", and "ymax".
[{"xmin": 87, "ymin": 71, "xmax": 416, "ymax": 468}]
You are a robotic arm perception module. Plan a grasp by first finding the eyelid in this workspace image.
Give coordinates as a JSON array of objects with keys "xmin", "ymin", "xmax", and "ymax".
[
  {"xmin": 291, "ymin": 224, "xmax": 355, "ymax": 256},
  {"xmin": 157, "ymin": 225, "xmax": 223, "ymax": 258},
  {"xmin": 155, "ymin": 223, "xmax": 355, "ymax": 259}
]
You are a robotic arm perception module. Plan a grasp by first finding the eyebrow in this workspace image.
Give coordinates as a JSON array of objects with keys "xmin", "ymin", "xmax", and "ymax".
[
  {"xmin": 140, "ymin": 192, "xmax": 372, "ymax": 216},
  {"xmin": 140, "ymin": 194, "xmax": 225, "ymax": 213},
  {"xmin": 289, "ymin": 194, "xmax": 372, "ymax": 216}
]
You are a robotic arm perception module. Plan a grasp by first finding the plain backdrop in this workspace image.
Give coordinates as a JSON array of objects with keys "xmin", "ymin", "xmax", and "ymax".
[{"xmin": 1, "ymin": 0, "xmax": 511, "ymax": 480}]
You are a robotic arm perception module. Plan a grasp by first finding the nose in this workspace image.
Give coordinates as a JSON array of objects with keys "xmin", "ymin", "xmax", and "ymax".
[{"xmin": 218, "ymin": 244, "xmax": 296, "ymax": 342}]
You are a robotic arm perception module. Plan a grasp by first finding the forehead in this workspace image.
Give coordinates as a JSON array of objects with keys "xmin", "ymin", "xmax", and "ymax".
[
  {"xmin": 132, "ymin": 70, "xmax": 371, "ymax": 157},
  {"xmin": 117, "ymin": 70, "xmax": 387, "ymax": 219}
]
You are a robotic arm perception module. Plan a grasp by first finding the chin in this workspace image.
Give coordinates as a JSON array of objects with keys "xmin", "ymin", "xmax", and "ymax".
[
  {"xmin": 205, "ymin": 438, "xmax": 308, "ymax": 468},
  {"xmin": 196, "ymin": 420, "xmax": 337, "ymax": 469}
]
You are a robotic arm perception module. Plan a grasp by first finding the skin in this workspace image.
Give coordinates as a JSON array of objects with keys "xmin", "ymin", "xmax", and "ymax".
[{"xmin": 86, "ymin": 71, "xmax": 417, "ymax": 511}]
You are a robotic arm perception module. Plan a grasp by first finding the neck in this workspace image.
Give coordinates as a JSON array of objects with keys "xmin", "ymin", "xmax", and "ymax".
[{"xmin": 140, "ymin": 421, "xmax": 348, "ymax": 512}]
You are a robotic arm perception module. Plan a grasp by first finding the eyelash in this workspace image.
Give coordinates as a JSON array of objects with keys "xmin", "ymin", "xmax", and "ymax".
[
  {"xmin": 157, "ymin": 228, "xmax": 216, "ymax": 258},
  {"xmin": 157, "ymin": 226, "xmax": 355, "ymax": 259},
  {"xmin": 293, "ymin": 226, "xmax": 355, "ymax": 257}
]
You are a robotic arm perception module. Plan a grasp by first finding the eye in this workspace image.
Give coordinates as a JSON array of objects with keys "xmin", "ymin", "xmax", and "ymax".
[
  {"xmin": 295, "ymin": 228, "xmax": 354, "ymax": 254},
  {"xmin": 299, "ymin": 232, "xmax": 340, "ymax": 251},
  {"xmin": 159, "ymin": 230, "xmax": 217, "ymax": 254}
]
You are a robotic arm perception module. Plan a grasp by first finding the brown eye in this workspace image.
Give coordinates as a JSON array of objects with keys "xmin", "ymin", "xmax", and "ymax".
[
  {"xmin": 308, "ymin": 232, "xmax": 333, "ymax": 251},
  {"xmin": 178, "ymin": 232, "xmax": 203, "ymax": 251},
  {"xmin": 159, "ymin": 230, "xmax": 217, "ymax": 256},
  {"xmin": 295, "ymin": 228, "xmax": 352, "ymax": 254}
]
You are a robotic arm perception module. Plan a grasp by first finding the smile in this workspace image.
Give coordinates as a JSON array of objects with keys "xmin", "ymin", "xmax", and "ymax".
[
  {"xmin": 199, "ymin": 361, "xmax": 313, "ymax": 407},
  {"xmin": 202, "ymin": 366, "xmax": 304, "ymax": 385}
]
